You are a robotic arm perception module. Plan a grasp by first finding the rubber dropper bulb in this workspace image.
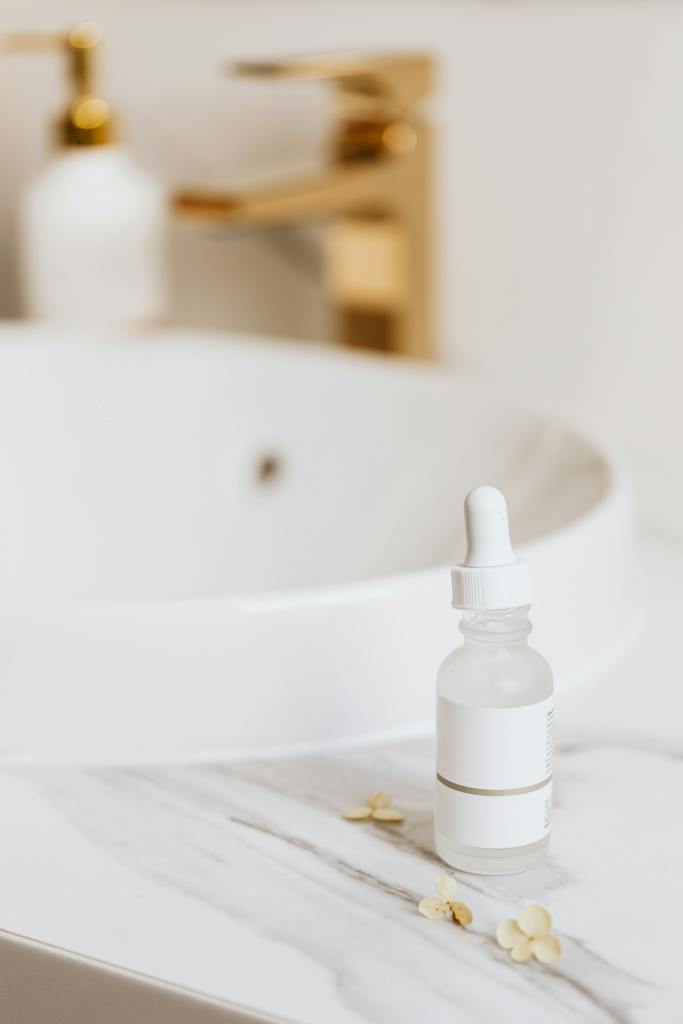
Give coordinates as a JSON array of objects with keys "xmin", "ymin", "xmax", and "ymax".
[{"xmin": 463, "ymin": 486, "xmax": 517, "ymax": 567}]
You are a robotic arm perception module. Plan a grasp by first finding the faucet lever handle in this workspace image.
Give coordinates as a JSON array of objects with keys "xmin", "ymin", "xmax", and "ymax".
[{"xmin": 232, "ymin": 52, "xmax": 434, "ymax": 106}]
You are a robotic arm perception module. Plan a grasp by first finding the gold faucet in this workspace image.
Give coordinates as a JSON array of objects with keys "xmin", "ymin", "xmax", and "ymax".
[{"xmin": 174, "ymin": 53, "xmax": 435, "ymax": 359}]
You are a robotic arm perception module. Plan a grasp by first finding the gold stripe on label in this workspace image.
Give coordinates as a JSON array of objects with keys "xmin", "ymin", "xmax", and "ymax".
[{"xmin": 436, "ymin": 773, "xmax": 552, "ymax": 797}]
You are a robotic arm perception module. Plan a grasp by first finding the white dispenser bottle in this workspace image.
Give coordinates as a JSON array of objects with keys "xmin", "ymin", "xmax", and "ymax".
[
  {"xmin": 15, "ymin": 22, "xmax": 166, "ymax": 326},
  {"xmin": 434, "ymin": 486, "xmax": 554, "ymax": 875}
]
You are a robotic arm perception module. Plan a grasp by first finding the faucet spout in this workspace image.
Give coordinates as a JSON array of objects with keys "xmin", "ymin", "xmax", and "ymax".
[{"xmin": 174, "ymin": 158, "xmax": 398, "ymax": 226}]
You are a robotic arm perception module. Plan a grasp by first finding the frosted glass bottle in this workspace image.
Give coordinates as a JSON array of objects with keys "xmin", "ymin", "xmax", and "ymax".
[
  {"xmin": 434, "ymin": 485, "xmax": 554, "ymax": 875},
  {"xmin": 434, "ymin": 606, "xmax": 553, "ymax": 874}
]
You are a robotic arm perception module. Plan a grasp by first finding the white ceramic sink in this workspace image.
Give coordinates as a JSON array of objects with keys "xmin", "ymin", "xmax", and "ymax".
[{"xmin": 0, "ymin": 324, "xmax": 635, "ymax": 762}]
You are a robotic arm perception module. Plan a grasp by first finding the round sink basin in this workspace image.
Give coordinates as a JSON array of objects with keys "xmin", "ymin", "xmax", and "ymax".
[{"xmin": 0, "ymin": 324, "xmax": 635, "ymax": 761}]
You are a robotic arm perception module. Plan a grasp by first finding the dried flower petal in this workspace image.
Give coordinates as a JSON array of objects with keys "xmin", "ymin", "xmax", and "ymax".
[
  {"xmin": 510, "ymin": 939, "xmax": 534, "ymax": 963},
  {"xmin": 418, "ymin": 897, "xmax": 447, "ymax": 920},
  {"xmin": 367, "ymin": 792, "xmax": 392, "ymax": 810},
  {"xmin": 533, "ymin": 934, "xmax": 561, "ymax": 964},
  {"xmin": 343, "ymin": 807, "xmax": 373, "ymax": 820},
  {"xmin": 519, "ymin": 905, "xmax": 551, "ymax": 938},
  {"xmin": 435, "ymin": 875, "xmax": 459, "ymax": 902},
  {"xmin": 372, "ymin": 807, "xmax": 404, "ymax": 823},
  {"xmin": 449, "ymin": 901, "xmax": 473, "ymax": 927},
  {"xmin": 499, "ymin": 906, "xmax": 561, "ymax": 966},
  {"xmin": 496, "ymin": 919, "xmax": 527, "ymax": 949}
]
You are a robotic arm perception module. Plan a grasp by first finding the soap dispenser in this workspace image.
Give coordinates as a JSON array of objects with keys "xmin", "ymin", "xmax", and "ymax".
[{"xmin": 8, "ymin": 22, "xmax": 166, "ymax": 326}]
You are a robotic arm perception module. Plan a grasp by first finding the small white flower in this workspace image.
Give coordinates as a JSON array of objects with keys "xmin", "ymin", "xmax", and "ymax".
[
  {"xmin": 418, "ymin": 875, "xmax": 473, "ymax": 927},
  {"xmin": 497, "ymin": 905, "xmax": 561, "ymax": 964},
  {"xmin": 343, "ymin": 791, "xmax": 404, "ymax": 823}
]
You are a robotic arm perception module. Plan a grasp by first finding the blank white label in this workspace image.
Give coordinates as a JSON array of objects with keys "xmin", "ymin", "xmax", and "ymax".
[{"xmin": 436, "ymin": 696, "xmax": 553, "ymax": 849}]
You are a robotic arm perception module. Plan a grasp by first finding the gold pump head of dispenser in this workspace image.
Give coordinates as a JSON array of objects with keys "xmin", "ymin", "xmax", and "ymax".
[
  {"xmin": 62, "ymin": 21, "xmax": 114, "ymax": 146},
  {"xmin": 1, "ymin": 21, "xmax": 115, "ymax": 147}
]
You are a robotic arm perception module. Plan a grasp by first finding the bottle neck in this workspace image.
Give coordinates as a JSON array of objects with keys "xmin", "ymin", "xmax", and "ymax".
[{"xmin": 459, "ymin": 606, "xmax": 532, "ymax": 646}]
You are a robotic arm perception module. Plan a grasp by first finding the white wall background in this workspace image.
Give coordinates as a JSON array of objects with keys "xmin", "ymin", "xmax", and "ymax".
[{"xmin": 0, "ymin": 1, "xmax": 681, "ymax": 529}]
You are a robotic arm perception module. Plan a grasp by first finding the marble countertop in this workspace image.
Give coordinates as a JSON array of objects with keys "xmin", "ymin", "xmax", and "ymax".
[{"xmin": 1, "ymin": 528, "xmax": 681, "ymax": 1023}]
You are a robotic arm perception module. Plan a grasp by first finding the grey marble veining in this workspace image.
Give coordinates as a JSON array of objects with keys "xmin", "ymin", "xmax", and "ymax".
[{"xmin": 11, "ymin": 728, "xmax": 680, "ymax": 1024}]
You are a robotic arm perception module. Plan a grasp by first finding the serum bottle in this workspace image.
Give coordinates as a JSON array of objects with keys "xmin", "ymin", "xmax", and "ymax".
[{"xmin": 434, "ymin": 486, "xmax": 554, "ymax": 875}]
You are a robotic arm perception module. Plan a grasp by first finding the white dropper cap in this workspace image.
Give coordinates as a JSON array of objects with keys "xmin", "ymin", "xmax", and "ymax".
[{"xmin": 451, "ymin": 485, "xmax": 532, "ymax": 610}]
